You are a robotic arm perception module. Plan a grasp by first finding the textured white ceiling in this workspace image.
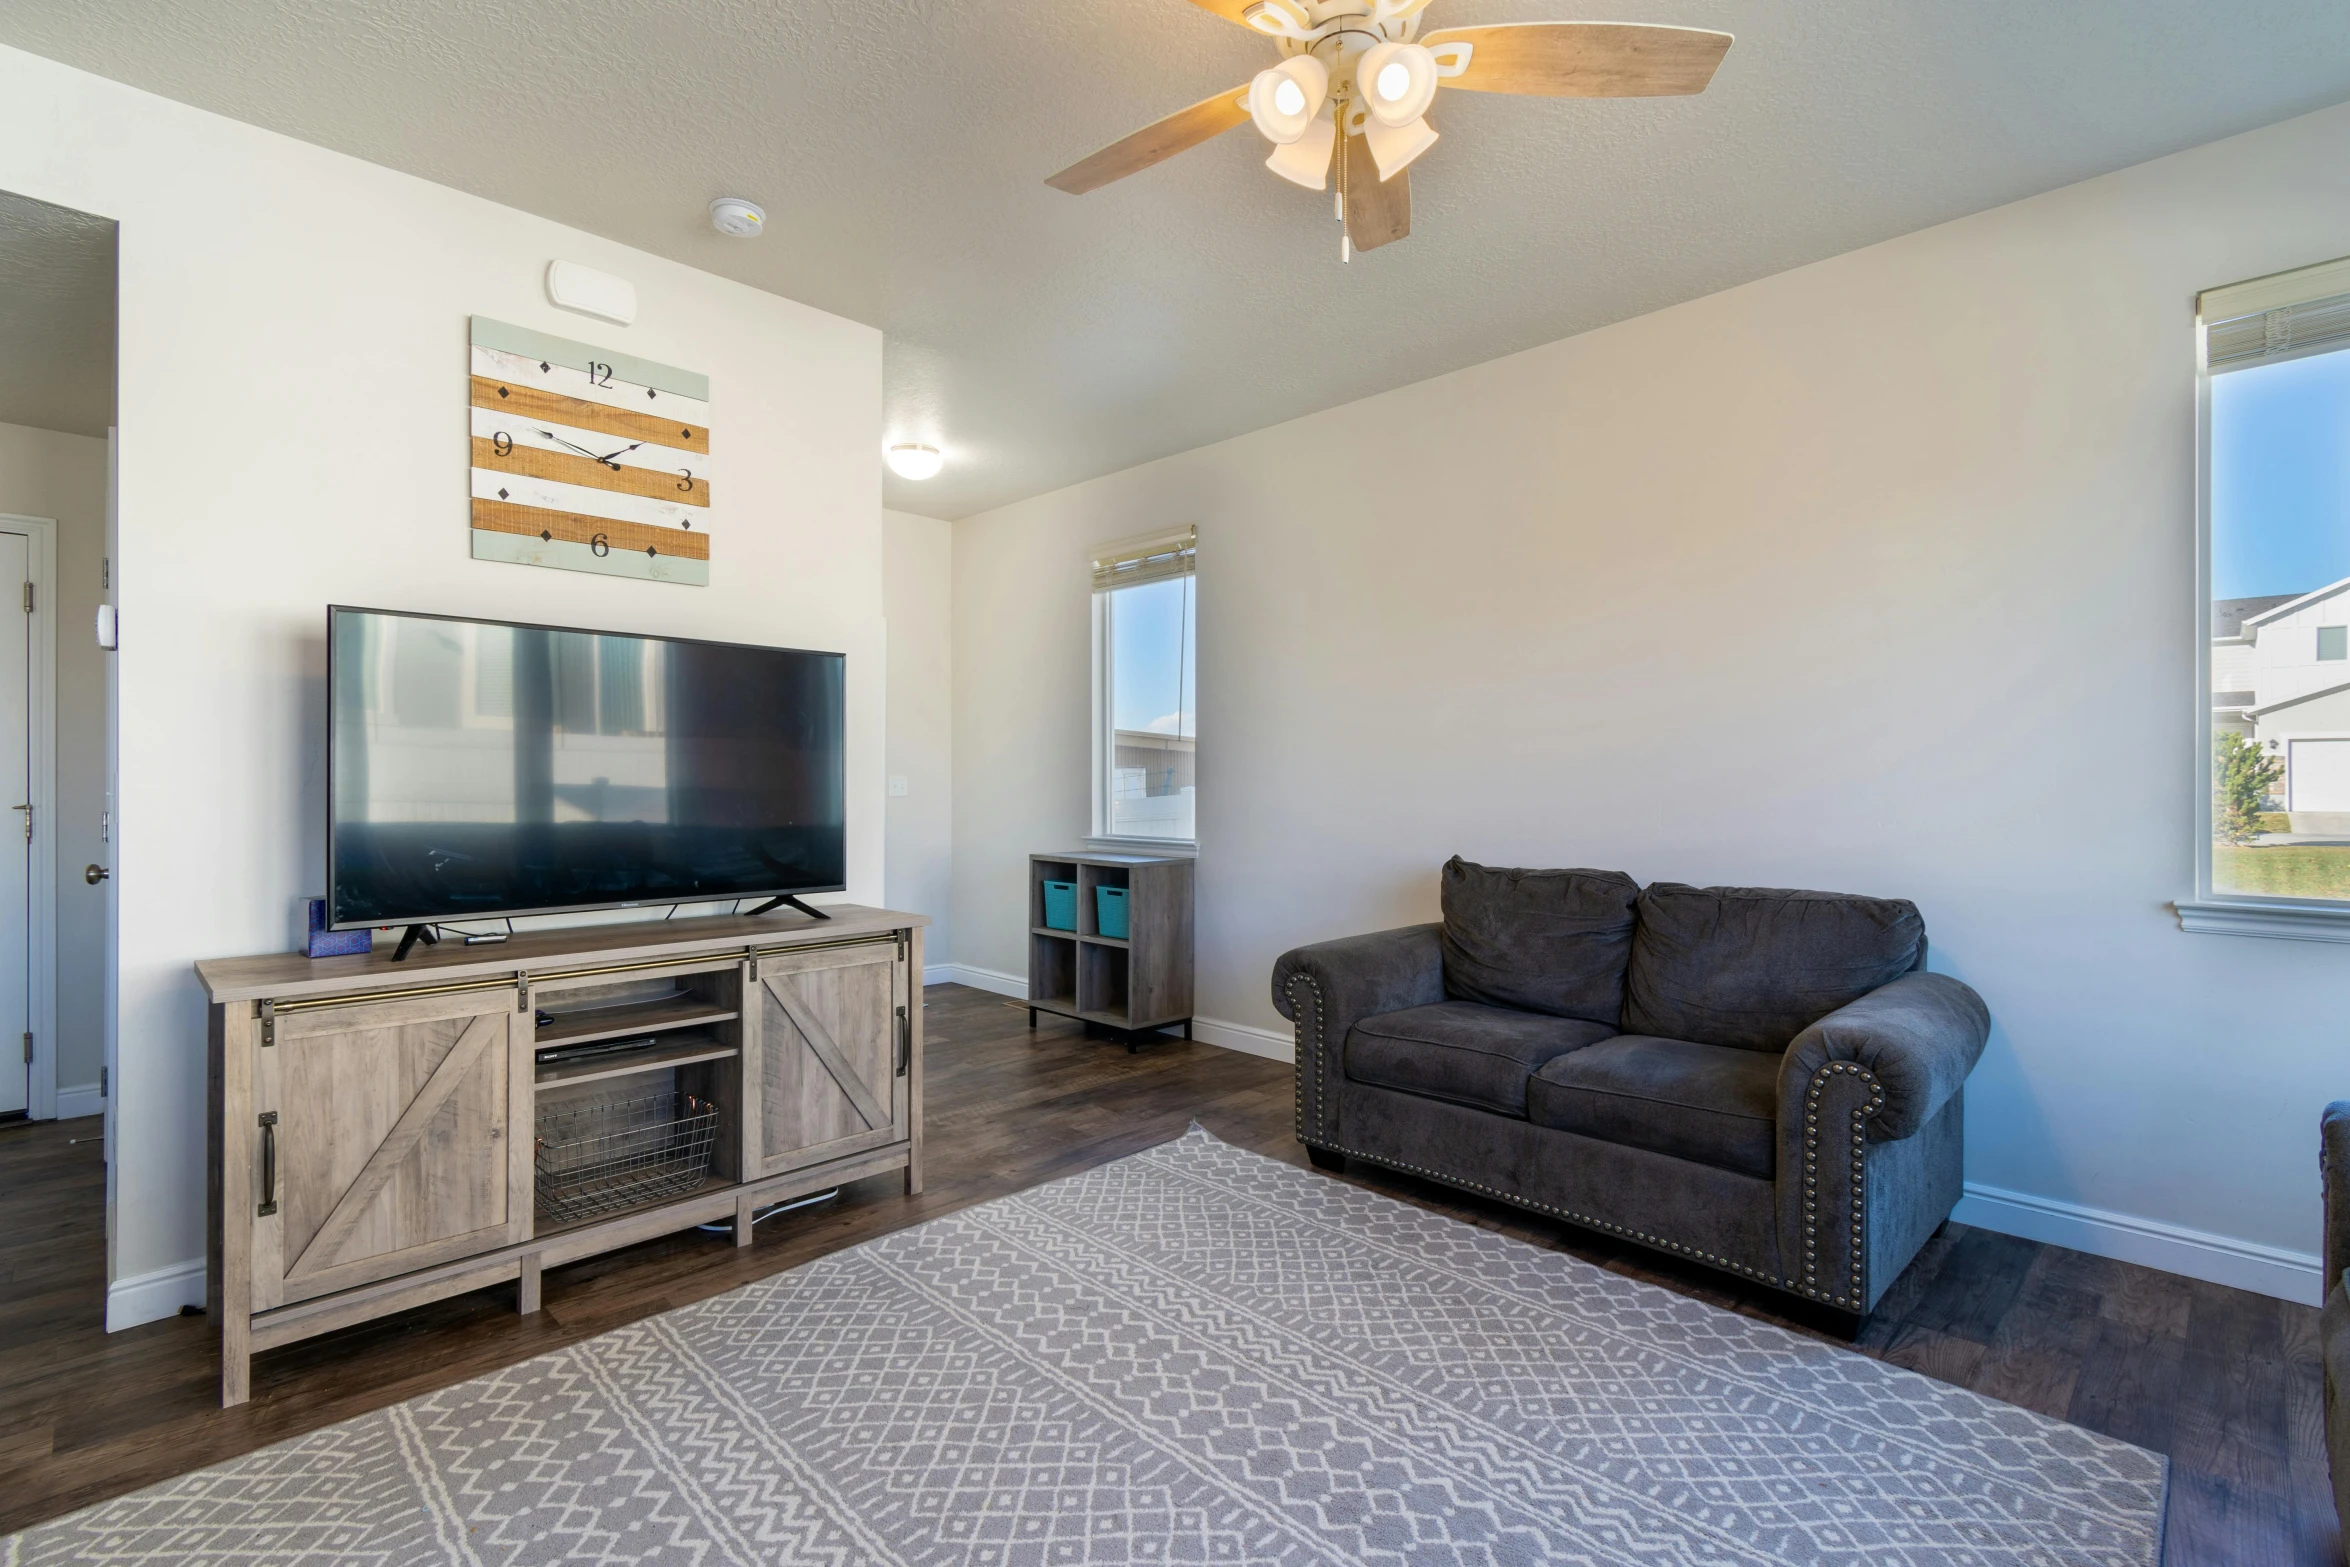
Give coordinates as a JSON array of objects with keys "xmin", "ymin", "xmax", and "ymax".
[
  {"xmin": 0, "ymin": 188, "xmax": 115, "ymax": 439},
  {"xmin": 3, "ymin": 1, "xmax": 2348, "ymax": 516}
]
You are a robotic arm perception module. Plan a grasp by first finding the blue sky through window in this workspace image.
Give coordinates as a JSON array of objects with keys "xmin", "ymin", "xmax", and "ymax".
[
  {"xmin": 1111, "ymin": 576, "xmax": 1195, "ymax": 736},
  {"xmin": 2212, "ymin": 346, "xmax": 2350, "ymax": 601}
]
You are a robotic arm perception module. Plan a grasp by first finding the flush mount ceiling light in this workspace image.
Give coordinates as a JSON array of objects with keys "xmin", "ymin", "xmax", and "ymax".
[
  {"xmin": 885, "ymin": 444, "xmax": 944, "ymax": 481},
  {"xmin": 1045, "ymin": 3, "xmax": 1732, "ymax": 261},
  {"xmin": 708, "ymin": 197, "xmax": 766, "ymax": 238}
]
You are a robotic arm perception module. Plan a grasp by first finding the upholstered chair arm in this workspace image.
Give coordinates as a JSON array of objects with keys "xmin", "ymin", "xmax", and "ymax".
[
  {"xmin": 1274, "ymin": 924, "xmax": 1446, "ymax": 1147},
  {"xmin": 2322, "ymin": 1102, "xmax": 2350, "ymax": 1291},
  {"xmin": 1777, "ymin": 972, "xmax": 1990, "ymax": 1144}
]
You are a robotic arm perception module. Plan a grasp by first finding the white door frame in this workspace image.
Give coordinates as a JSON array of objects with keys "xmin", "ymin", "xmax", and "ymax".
[{"xmin": 0, "ymin": 513, "xmax": 57, "ymax": 1120}]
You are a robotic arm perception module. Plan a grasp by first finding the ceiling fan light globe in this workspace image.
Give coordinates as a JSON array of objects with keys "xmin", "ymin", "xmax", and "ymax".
[
  {"xmin": 1248, "ymin": 55, "xmax": 1328, "ymax": 144},
  {"xmin": 1355, "ymin": 41, "xmax": 1438, "ymax": 127},
  {"xmin": 1264, "ymin": 110, "xmax": 1337, "ymax": 190},
  {"xmin": 1363, "ymin": 113, "xmax": 1437, "ymax": 181}
]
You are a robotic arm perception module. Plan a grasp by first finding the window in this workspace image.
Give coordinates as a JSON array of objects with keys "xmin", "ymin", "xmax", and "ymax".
[
  {"xmin": 1091, "ymin": 527, "xmax": 1196, "ymax": 843},
  {"xmin": 2200, "ymin": 256, "xmax": 2350, "ymax": 909}
]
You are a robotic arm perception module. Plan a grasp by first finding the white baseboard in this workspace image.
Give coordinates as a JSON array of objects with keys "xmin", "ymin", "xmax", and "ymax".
[
  {"xmin": 1954, "ymin": 1180, "xmax": 2323, "ymax": 1306},
  {"xmin": 1188, "ymin": 1017, "xmax": 1294, "ymax": 1062},
  {"xmin": 107, "ymin": 1256, "xmax": 206, "ymax": 1332},
  {"xmin": 924, "ymin": 966, "xmax": 1295, "ymax": 1063},
  {"xmin": 54, "ymin": 1082, "xmax": 102, "ymax": 1121},
  {"xmin": 928, "ymin": 962, "xmax": 1025, "ymax": 997}
]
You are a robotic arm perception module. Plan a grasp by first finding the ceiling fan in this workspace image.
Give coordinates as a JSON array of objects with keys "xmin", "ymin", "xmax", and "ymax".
[{"xmin": 1046, "ymin": 0, "xmax": 1731, "ymax": 259}]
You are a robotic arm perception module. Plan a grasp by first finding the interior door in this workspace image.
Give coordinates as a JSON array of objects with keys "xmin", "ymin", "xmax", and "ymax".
[
  {"xmin": 752, "ymin": 943, "xmax": 905, "ymax": 1177},
  {"xmin": 0, "ymin": 529, "xmax": 26, "ymax": 1117},
  {"xmin": 250, "ymin": 990, "xmax": 526, "ymax": 1310}
]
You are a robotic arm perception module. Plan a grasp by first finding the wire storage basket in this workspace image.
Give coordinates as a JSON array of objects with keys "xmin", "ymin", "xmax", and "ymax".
[{"xmin": 535, "ymin": 1089, "xmax": 720, "ymax": 1224}]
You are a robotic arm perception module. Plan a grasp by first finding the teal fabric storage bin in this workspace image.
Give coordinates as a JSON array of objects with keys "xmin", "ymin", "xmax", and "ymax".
[
  {"xmin": 1042, "ymin": 880, "xmax": 1077, "ymax": 931},
  {"xmin": 1096, "ymin": 885, "xmax": 1130, "ymax": 940}
]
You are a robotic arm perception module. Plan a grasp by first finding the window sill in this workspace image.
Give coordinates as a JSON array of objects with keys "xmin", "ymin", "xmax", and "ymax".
[
  {"xmin": 1084, "ymin": 835, "xmax": 1195, "ymax": 857},
  {"xmin": 2174, "ymin": 899, "xmax": 2350, "ymax": 943}
]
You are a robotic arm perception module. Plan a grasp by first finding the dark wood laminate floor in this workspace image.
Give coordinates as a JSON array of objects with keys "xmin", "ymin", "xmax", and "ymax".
[{"xmin": 0, "ymin": 983, "xmax": 2332, "ymax": 1562}]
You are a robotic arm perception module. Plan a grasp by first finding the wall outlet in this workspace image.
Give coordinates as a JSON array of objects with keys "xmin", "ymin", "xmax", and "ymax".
[{"xmin": 888, "ymin": 776, "xmax": 910, "ymax": 797}]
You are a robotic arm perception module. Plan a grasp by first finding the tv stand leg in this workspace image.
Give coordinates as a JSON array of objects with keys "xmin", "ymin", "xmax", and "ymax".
[
  {"xmin": 390, "ymin": 924, "xmax": 439, "ymax": 962},
  {"xmin": 747, "ymin": 894, "xmax": 832, "ymax": 922}
]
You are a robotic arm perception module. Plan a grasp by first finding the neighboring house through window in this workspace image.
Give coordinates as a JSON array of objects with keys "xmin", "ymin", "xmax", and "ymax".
[
  {"xmin": 2202, "ymin": 256, "xmax": 2350, "ymax": 906},
  {"xmin": 1091, "ymin": 527, "xmax": 1196, "ymax": 844}
]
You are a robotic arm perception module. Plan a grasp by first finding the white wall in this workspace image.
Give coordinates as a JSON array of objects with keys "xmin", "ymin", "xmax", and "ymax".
[
  {"xmin": 885, "ymin": 509, "xmax": 952, "ymax": 966},
  {"xmin": 0, "ymin": 45, "xmax": 885, "ymax": 1323},
  {"xmin": 0, "ymin": 419, "xmax": 106, "ymax": 1108},
  {"xmin": 952, "ymin": 98, "xmax": 2350, "ymax": 1304}
]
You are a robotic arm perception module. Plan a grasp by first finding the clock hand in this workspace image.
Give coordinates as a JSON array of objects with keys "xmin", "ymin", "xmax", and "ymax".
[
  {"xmin": 540, "ymin": 429, "xmax": 606, "ymax": 462},
  {"xmin": 593, "ymin": 441, "xmax": 645, "ymax": 469}
]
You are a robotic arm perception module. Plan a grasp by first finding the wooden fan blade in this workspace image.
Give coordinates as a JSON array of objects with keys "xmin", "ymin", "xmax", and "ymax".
[
  {"xmin": 1046, "ymin": 87, "xmax": 1254, "ymax": 194},
  {"xmin": 1180, "ymin": 0, "xmax": 1259, "ymax": 25},
  {"xmin": 1344, "ymin": 134, "xmax": 1410, "ymax": 252},
  {"xmin": 1421, "ymin": 22, "xmax": 1732, "ymax": 97}
]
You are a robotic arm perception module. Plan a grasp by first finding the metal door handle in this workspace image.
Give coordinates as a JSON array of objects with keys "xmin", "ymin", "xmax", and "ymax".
[
  {"xmin": 895, "ymin": 1005, "xmax": 910, "ymax": 1077},
  {"xmin": 84, "ymin": 864, "xmax": 109, "ymax": 885},
  {"xmin": 257, "ymin": 1111, "xmax": 279, "ymax": 1217}
]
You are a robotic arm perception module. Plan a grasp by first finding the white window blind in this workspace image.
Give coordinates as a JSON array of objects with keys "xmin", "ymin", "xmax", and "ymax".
[
  {"xmin": 2201, "ymin": 256, "xmax": 2350, "ymax": 372},
  {"xmin": 1091, "ymin": 526, "xmax": 1195, "ymax": 592}
]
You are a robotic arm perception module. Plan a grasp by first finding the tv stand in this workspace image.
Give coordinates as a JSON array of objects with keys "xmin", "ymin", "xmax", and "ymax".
[
  {"xmin": 390, "ymin": 923, "xmax": 440, "ymax": 962},
  {"xmin": 748, "ymin": 893, "xmax": 832, "ymax": 921},
  {"xmin": 197, "ymin": 905, "xmax": 926, "ymax": 1407}
]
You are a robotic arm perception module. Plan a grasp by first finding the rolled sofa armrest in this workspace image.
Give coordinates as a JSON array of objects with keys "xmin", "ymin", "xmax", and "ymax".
[
  {"xmin": 1273, "ymin": 924, "xmax": 1445, "ymax": 1147},
  {"xmin": 2323, "ymin": 1102, "xmax": 2350, "ymax": 1291},
  {"xmin": 1778, "ymin": 971, "xmax": 1990, "ymax": 1143}
]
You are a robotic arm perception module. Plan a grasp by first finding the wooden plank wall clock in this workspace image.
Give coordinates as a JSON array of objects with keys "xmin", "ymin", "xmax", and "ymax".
[{"xmin": 467, "ymin": 317, "xmax": 711, "ymax": 585}]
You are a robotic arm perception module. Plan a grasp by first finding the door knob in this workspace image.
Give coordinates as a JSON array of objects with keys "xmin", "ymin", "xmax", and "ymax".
[{"xmin": 84, "ymin": 864, "xmax": 109, "ymax": 885}]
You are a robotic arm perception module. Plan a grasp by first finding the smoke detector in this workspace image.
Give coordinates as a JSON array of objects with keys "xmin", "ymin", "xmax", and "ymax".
[{"xmin": 708, "ymin": 198, "xmax": 766, "ymax": 238}]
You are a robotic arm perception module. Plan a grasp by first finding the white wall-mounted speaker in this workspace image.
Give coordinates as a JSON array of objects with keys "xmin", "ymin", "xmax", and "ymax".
[{"xmin": 545, "ymin": 260, "xmax": 638, "ymax": 326}]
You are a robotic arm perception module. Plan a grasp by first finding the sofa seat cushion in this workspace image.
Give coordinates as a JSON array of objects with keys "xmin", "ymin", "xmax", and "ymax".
[
  {"xmin": 1623, "ymin": 883, "xmax": 1927, "ymax": 1052},
  {"xmin": 1345, "ymin": 1002, "xmax": 1615, "ymax": 1118},
  {"xmin": 1525, "ymin": 1035, "xmax": 1781, "ymax": 1179}
]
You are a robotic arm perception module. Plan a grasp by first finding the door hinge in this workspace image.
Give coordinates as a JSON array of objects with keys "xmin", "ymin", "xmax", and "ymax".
[
  {"xmin": 99, "ymin": 1065, "xmax": 107, "ymax": 1098},
  {"xmin": 515, "ymin": 973, "xmax": 530, "ymax": 1013},
  {"xmin": 19, "ymin": 1031, "xmax": 29, "ymax": 1065},
  {"xmin": 257, "ymin": 998, "xmax": 275, "ymax": 1047},
  {"xmin": 744, "ymin": 945, "xmax": 759, "ymax": 982},
  {"xmin": 19, "ymin": 581, "xmax": 29, "ymax": 614}
]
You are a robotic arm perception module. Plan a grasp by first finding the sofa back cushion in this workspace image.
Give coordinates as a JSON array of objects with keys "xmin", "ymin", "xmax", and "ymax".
[
  {"xmin": 1439, "ymin": 857, "xmax": 1641, "ymax": 1026},
  {"xmin": 1622, "ymin": 883, "xmax": 1926, "ymax": 1052}
]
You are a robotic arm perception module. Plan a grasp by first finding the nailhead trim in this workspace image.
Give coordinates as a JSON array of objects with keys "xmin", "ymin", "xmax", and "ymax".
[
  {"xmin": 1798, "ymin": 1059, "xmax": 1885, "ymax": 1310},
  {"xmin": 1285, "ymin": 967, "xmax": 1874, "ymax": 1305}
]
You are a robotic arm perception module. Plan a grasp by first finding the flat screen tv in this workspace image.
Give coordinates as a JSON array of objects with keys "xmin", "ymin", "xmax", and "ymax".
[{"xmin": 327, "ymin": 605, "xmax": 845, "ymax": 936}]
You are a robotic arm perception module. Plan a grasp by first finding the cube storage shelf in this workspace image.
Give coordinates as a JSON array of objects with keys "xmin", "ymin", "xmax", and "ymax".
[{"xmin": 1027, "ymin": 851, "xmax": 1193, "ymax": 1047}]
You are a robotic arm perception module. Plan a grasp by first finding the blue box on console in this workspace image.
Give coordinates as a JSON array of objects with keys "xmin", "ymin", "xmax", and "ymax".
[{"xmin": 307, "ymin": 898, "xmax": 371, "ymax": 958}]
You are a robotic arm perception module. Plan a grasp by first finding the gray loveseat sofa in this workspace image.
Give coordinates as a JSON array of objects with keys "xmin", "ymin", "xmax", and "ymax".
[{"xmin": 1272, "ymin": 860, "xmax": 1991, "ymax": 1322}]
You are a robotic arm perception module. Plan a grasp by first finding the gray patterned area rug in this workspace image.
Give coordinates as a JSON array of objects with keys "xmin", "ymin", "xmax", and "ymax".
[{"xmin": 5, "ymin": 1125, "xmax": 2165, "ymax": 1566}]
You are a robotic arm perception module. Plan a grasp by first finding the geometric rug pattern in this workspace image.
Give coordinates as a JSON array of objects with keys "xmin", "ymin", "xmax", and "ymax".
[{"xmin": 2, "ymin": 1125, "xmax": 2166, "ymax": 1565}]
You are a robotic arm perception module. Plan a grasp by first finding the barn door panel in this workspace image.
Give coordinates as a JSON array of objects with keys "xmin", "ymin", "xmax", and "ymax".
[
  {"xmin": 754, "ymin": 945, "xmax": 903, "ymax": 1176},
  {"xmin": 252, "ymin": 991, "xmax": 521, "ymax": 1310}
]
